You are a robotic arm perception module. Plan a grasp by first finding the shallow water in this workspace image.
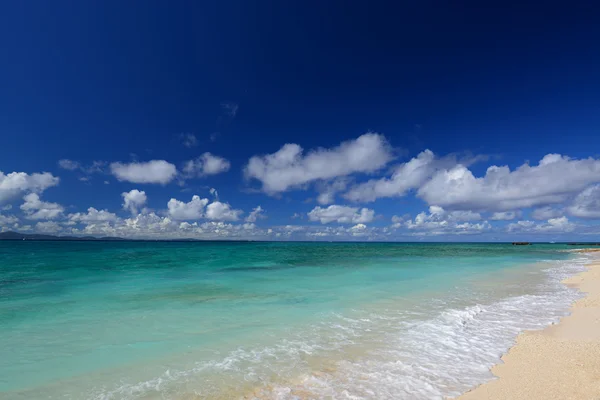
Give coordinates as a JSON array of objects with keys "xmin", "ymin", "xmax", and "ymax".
[{"xmin": 0, "ymin": 242, "xmax": 590, "ymax": 399}]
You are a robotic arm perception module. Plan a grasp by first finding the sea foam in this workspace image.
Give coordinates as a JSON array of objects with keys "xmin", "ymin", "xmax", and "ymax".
[{"xmin": 88, "ymin": 257, "xmax": 589, "ymax": 400}]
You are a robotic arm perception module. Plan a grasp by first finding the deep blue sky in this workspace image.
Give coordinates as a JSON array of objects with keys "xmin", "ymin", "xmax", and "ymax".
[{"xmin": 1, "ymin": 1, "xmax": 599, "ymax": 240}]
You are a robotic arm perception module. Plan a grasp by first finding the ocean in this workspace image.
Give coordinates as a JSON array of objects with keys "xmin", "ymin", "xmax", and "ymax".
[{"xmin": 0, "ymin": 242, "xmax": 591, "ymax": 399}]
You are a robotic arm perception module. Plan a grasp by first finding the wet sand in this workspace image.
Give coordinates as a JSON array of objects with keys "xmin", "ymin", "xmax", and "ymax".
[{"xmin": 458, "ymin": 255, "xmax": 600, "ymax": 400}]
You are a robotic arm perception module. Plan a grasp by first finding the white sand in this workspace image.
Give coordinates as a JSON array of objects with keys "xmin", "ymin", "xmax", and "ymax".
[{"xmin": 458, "ymin": 255, "xmax": 600, "ymax": 399}]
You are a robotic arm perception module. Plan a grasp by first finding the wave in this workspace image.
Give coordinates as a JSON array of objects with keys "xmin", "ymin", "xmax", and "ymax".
[{"xmin": 86, "ymin": 256, "xmax": 589, "ymax": 400}]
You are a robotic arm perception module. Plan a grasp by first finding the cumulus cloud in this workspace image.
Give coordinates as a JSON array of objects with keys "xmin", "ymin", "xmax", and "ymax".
[
  {"xmin": 568, "ymin": 185, "xmax": 600, "ymax": 218},
  {"xmin": 391, "ymin": 215, "xmax": 405, "ymax": 228},
  {"xmin": 0, "ymin": 213, "xmax": 18, "ymax": 226},
  {"xmin": 245, "ymin": 133, "xmax": 393, "ymax": 194},
  {"xmin": 507, "ymin": 216, "xmax": 575, "ymax": 233},
  {"xmin": 35, "ymin": 221, "xmax": 62, "ymax": 233},
  {"xmin": 183, "ymin": 153, "xmax": 231, "ymax": 177},
  {"xmin": 246, "ymin": 206, "xmax": 265, "ymax": 223},
  {"xmin": 348, "ymin": 223, "xmax": 368, "ymax": 236},
  {"xmin": 404, "ymin": 206, "xmax": 489, "ymax": 235},
  {"xmin": 0, "ymin": 171, "xmax": 59, "ymax": 203},
  {"xmin": 20, "ymin": 193, "xmax": 64, "ymax": 220},
  {"xmin": 344, "ymin": 150, "xmax": 439, "ymax": 202},
  {"xmin": 167, "ymin": 195, "xmax": 209, "ymax": 220},
  {"xmin": 308, "ymin": 205, "xmax": 375, "ymax": 224},
  {"xmin": 122, "ymin": 190, "xmax": 147, "ymax": 214},
  {"xmin": 303, "ymin": 224, "xmax": 380, "ymax": 239},
  {"xmin": 69, "ymin": 207, "xmax": 118, "ymax": 223},
  {"xmin": 110, "ymin": 160, "xmax": 177, "ymax": 184},
  {"xmin": 122, "ymin": 212, "xmax": 174, "ymax": 235},
  {"xmin": 316, "ymin": 178, "xmax": 349, "ymax": 205},
  {"xmin": 418, "ymin": 154, "xmax": 600, "ymax": 211},
  {"xmin": 166, "ymin": 195, "xmax": 243, "ymax": 222},
  {"xmin": 343, "ymin": 150, "xmax": 485, "ymax": 203},
  {"xmin": 206, "ymin": 201, "xmax": 243, "ymax": 221}
]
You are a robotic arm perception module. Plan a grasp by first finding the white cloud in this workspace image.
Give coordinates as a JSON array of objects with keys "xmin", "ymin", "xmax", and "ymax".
[
  {"xmin": 246, "ymin": 206, "xmax": 265, "ymax": 222},
  {"xmin": 180, "ymin": 133, "xmax": 198, "ymax": 148},
  {"xmin": 2, "ymin": 205, "xmax": 12, "ymax": 211},
  {"xmin": 35, "ymin": 221, "xmax": 62, "ymax": 233},
  {"xmin": 166, "ymin": 195, "xmax": 242, "ymax": 222},
  {"xmin": 122, "ymin": 189, "xmax": 147, "ymax": 214},
  {"xmin": 206, "ymin": 201, "xmax": 243, "ymax": 221},
  {"xmin": 308, "ymin": 205, "xmax": 375, "ymax": 224},
  {"xmin": 568, "ymin": 185, "xmax": 600, "ymax": 218},
  {"xmin": 435, "ymin": 207, "xmax": 482, "ymax": 221},
  {"xmin": 302, "ymin": 224, "xmax": 381, "ymax": 240},
  {"xmin": 0, "ymin": 213, "xmax": 18, "ymax": 226},
  {"xmin": 418, "ymin": 154, "xmax": 600, "ymax": 211},
  {"xmin": 316, "ymin": 178, "xmax": 349, "ymax": 205},
  {"xmin": 245, "ymin": 133, "xmax": 393, "ymax": 194},
  {"xmin": 490, "ymin": 211, "xmax": 519, "ymax": 220},
  {"xmin": 544, "ymin": 216, "xmax": 575, "ymax": 232},
  {"xmin": 343, "ymin": 151, "xmax": 484, "ymax": 203},
  {"xmin": 183, "ymin": 153, "xmax": 231, "ymax": 177},
  {"xmin": 0, "ymin": 171, "xmax": 59, "ymax": 203},
  {"xmin": 404, "ymin": 206, "xmax": 489, "ymax": 235},
  {"xmin": 348, "ymin": 223, "xmax": 368, "ymax": 236},
  {"xmin": 58, "ymin": 159, "xmax": 81, "ymax": 170},
  {"xmin": 507, "ymin": 217, "xmax": 575, "ymax": 233},
  {"xmin": 69, "ymin": 207, "xmax": 118, "ymax": 223},
  {"xmin": 530, "ymin": 206, "xmax": 563, "ymax": 220},
  {"xmin": 110, "ymin": 160, "xmax": 177, "ymax": 184},
  {"xmin": 506, "ymin": 220, "xmax": 535, "ymax": 232},
  {"xmin": 20, "ymin": 193, "xmax": 64, "ymax": 220},
  {"xmin": 391, "ymin": 215, "xmax": 405, "ymax": 228},
  {"xmin": 344, "ymin": 150, "xmax": 439, "ymax": 202},
  {"xmin": 116, "ymin": 213, "xmax": 176, "ymax": 236},
  {"xmin": 167, "ymin": 195, "xmax": 209, "ymax": 220},
  {"xmin": 14, "ymin": 223, "xmax": 32, "ymax": 231}
]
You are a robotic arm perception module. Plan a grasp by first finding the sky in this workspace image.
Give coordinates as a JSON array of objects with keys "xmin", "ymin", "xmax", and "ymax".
[{"xmin": 1, "ymin": 1, "xmax": 600, "ymax": 241}]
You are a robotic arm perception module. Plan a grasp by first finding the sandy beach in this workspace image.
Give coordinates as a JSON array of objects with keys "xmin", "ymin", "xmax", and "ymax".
[{"xmin": 458, "ymin": 252, "xmax": 600, "ymax": 400}]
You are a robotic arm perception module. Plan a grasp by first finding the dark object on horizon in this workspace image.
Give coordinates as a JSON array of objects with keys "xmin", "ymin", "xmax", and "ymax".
[
  {"xmin": 567, "ymin": 242, "xmax": 600, "ymax": 246},
  {"xmin": 512, "ymin": 242, "xmax": 531, "ymax": 245}
]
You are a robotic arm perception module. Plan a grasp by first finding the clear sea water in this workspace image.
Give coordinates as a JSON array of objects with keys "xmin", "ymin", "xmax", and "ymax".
[{"xmin": 0, "ymin": 242, "xmax": 592, "ymax": 399}]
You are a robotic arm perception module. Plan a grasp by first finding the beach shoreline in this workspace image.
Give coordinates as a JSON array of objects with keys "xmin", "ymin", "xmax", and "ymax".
[{"xmin": 458, "ymin": 251, "xmax": 600, "ymax": 400}]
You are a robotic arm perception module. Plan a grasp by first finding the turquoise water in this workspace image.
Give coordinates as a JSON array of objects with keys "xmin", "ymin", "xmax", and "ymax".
[{"xmin": 0, "ymin": 242, "xmax": 590, "ymax": 399}]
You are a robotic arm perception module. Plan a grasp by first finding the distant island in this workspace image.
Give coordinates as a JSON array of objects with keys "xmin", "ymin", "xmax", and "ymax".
[
  {"xmin": 0, "ymin": 231, "xmax": 258, "ymax": 242},
  {"xmin": 0, "ymin": 231, "xmax": 126, "ymax": 241}
]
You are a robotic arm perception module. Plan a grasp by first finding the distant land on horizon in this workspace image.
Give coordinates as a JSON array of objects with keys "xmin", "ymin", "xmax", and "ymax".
[
  {"xmin": 1, "ymin": 231, "xmax": 600, "ymax": 245},
  {"xmin": 0, "ymin": 231, "xmax": 259, "ymax": 242},
  {"xmin": 0, "ymin": 231, "xmax": 126, "ymax": 241}
]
